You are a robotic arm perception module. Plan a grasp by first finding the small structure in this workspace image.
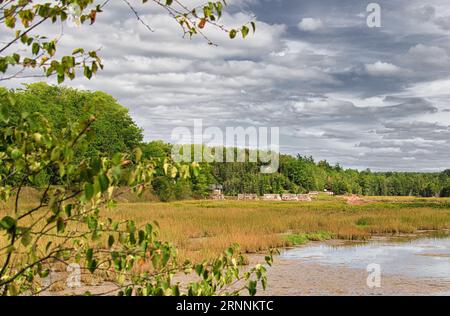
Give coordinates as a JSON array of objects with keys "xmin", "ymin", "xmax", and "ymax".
[
  {"xmin": 237, "ymin": 194, "xmax": 258, "ymax": 200},
  {"xmin": 323, "ymin": 189, "xmax": 335, "ymax": 196},
  {"xmin": 282, "ymin": 194, "xmax": 299, "ymax": 201},
  {"xmin": 263, "ymin": 194, "xmax": 282, "ymax": 201},
  {"xmin": 209, "ymin": 184, "xmax": 224, "ymax": 200},
  {"xmin": 297, "ymin": 194, "xmax": 312, "ymax": 202}
]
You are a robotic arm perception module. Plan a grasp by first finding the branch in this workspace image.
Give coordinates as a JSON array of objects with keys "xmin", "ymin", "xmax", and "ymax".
[
  {"xmin": 0, "ymin": 17, "xmax": 48, "ymax": 54},
  {"xmin": 122, "ymin": 0, "xmax": 154, "ymax": 32}
]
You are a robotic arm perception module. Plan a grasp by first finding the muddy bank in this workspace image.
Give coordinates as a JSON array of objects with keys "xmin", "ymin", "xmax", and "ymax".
[
  {"xmin": 252, "ymin": 235, "xmax": 450, "ymax": 296},
  {"xmin": 45, "ymin": 234, "xmax": 450, "ymax": 296},
  {"xmin": 252, "ymin": 256, "xmax": 450, "ymax": 296}
]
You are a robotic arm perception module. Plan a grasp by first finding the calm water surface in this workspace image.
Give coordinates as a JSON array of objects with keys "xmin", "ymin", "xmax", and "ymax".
[{"xmin": 281, "ymin": 236, "xmax": 450, "ymax": 281}]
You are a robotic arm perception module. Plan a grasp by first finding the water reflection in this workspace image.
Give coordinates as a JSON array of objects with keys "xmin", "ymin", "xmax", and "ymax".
[{"xmin": 281, "ymin": 236, "xmax": 450, "ymax": 280}]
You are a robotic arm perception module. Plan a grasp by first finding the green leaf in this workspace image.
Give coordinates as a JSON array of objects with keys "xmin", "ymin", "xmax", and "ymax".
[
  {"xmin": 241, "ymin": 25, "xmax": 249, "ymax": 38},
  {"xmin": 57, "ymin": 217, "xmax": 65, "ymax": 233},
  {"xmin": 134, "ymin": 147, "xmax": 143, "ymax": 162},
  {"xmin": 64, "ymin": 204, "xmax": 73, "ymax": 217},
  {"xmin": 248, "ymin": 280, "xmax": 257, "ymax": 296},
  {"xmin": 72, "ymin": 48, "xmax": 85, "ymax": 55},
  {"xmin": 7, "ymin": 93, "xmax": 16, "ymax": 106},
  {"xmin": 84, "ymin": 183, "xmax": 94, "ymax": 200},
  {"xmin": 87, "ymin": 216, "xmax": 98, "ymax": 230},
  {"xmin": 229, "ymin": 29, "xmax": 237, "ymax": 39},
  {"xmin": 0, "ymin": 216, "xmax": 16, "ymax": 231},
  {"xmin": 0, "ymin": 103, "xmax": 10, "ymax": 122},
  {"xmin": 11, "ymin": 148, "xmax": 23, "ymax": 160},
  {"xmin": 88, "ymin": 259, "xmax": 97, "ymax": 273},
  {"xmin": 261, "ymin": 277, "xmax": 267, "ymax": 290},
  {"xmin": 5, "ymin": 16, "xmax": 16, "ymax": 28},
  {"xmin": 98, "ymin": 174, "xmax": 109, "ymax": 193},
  {"xmin": 32, "ymin": 43, "xmax": 40, "ymax": 55},
  {"xmin": 126, "ymin": 220, "xmax": 136, "ymax": 234},
  {"xmin": 21, "ymin": 230, "xmax": 32, "ymax": 246},
  {"xmin": 108, "ymin": 235, "xmax": 115, "ymax": 248},
  {"xmin": 86, "ymin": 248, "xmax": 93, "ymax": 262}
]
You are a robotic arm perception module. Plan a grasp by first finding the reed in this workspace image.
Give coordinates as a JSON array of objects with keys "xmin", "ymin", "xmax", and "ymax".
[{"xmin": 2, "ymin": 194, "xmax": 450, "ymax": 263}]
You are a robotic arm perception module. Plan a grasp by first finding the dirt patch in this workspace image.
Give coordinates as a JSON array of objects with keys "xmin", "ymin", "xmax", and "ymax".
[{"xmin": 343, "ymin": 194, "xmax": 367, "ymax": 205}]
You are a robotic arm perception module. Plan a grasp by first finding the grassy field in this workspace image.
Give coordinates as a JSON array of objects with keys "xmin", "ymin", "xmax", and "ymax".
[
  {"xmin": 2, "ymin": 193, "xmax": 450, "ymax": 263},
  {"xmin": 107, "ymin": 194, "xmax": 450, "ymax": 261}
]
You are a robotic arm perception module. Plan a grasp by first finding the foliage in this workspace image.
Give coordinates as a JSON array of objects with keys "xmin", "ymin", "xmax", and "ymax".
[
  {"xmin": 210, "ymin": 154, "xmax": 450, "ymax": 198},
  {"xmin": 285, "ymin": 232, "xmax": 332, "ymax": 246},
  {"xmin": 0, "ymin": 0, "xmax": 272, "ymax": 297},
  {"xmin": 3, "ymin": 81, "xmax": 447, "ymax": 201},
  {"xmin": 1, "ymin": 83, "xmax": 143, "ymax": 161},
  {"xmin": 0, "ymin": 92, "xmax": 272, "ymax": 296},
  {"xmin": 142, "ymin": 142, "xmax": 450, "ymax": 199}
]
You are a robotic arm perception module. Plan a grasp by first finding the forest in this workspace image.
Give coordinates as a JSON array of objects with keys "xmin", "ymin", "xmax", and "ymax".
[{"xmin": 2, "ymin": 83, "xmax": 450, "ymax": 200}]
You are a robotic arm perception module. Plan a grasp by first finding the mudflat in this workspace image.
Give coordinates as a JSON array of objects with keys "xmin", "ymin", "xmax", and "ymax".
[{"xmin": 257, "ymin": 257, "xmax": 450, "ymax": 296}]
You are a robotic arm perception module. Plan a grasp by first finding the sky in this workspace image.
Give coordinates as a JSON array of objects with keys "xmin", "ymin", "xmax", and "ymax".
[{"xmin": 2, "ymin": 0, "xmax": 450, "ymax": 171}]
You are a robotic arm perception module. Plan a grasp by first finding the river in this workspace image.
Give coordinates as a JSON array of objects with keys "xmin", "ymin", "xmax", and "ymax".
[{"xmin": 257, "ymin": 236, "xmax": 450, "ymax": 296}]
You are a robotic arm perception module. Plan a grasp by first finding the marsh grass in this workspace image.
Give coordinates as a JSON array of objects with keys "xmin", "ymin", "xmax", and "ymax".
[
  {"xmin": 105, "ymin": 196, "xmax": 450, "ymax": 261},
  {"xmin": 284, "ymin": 232, "xmax": 333, "ymax": 245},
  {"xmin": 2, "ymin": 194, "xmax": 450, "ymax": 263}
]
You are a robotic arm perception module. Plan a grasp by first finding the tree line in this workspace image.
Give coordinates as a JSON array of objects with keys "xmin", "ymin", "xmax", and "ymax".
[{"xmin": 3, "ymin": 83, "xmax": 449, "ymax": 200}]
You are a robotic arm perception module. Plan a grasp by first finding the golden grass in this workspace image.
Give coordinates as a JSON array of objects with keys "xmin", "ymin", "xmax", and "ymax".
[
  {"xmin": 2, "ymin": 194, "xmax": 450, "ymax": 263},
  {"xmin": 106, "ymin": 195, "xmax": 450, "ymax": 261}
]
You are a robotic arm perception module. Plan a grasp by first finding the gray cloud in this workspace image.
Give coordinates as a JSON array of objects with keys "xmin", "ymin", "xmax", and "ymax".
[{"xmin": 1, "ymin": 0, "xmax": 450, "ymax": 171}]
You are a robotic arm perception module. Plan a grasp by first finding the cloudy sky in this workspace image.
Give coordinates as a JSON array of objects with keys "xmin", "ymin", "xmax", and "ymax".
[{"xmin": 3, "ymin": 0, "xmax": 450, "ymax": 171}]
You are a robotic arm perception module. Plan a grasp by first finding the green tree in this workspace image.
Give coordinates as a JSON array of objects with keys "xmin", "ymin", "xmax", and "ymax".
[
  {"xmin": 4, "ymin": 83, "xmax": 143, "ymax": 160},
  {"xmin": 142, "ymin": 141, "xmax": 172, "ymax": 159},
  {"xmin": 0, "ymin": 0, "xmax": 271, "ymax": 297},
  {"xmin": 441, "ymin": 179, "xmax": 450, "ymax": 197},
  {"xmin": 0, "ymin": 87, "xmax": 272, "ymax": 297}
]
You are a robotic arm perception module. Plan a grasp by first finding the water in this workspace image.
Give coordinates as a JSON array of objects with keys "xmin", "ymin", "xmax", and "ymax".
[{"xmin": 281, "ymin": 236, "xmax": 450, "ymax": 281}]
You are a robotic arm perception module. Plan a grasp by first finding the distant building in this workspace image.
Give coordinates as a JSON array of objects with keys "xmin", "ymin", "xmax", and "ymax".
[
  {"xmin": 237, "ymin": 194, "xmax": 258, "ymax": 200},
  {"xmin": 210, "ymin": 184, "xmax": 224, "ymax": 200},
  {"xmin": 263, "ymin": 194, "xmax": 282, "ymax": 201},
  {"xmin": 282, "ymin": 194, "xmax": 299, "ymax": 201},
  {"xmin": 297, "ymin": 194, "xmax": 312, "ymax": 202}
]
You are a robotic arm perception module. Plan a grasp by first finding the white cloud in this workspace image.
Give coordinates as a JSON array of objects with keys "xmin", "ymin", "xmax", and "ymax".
[
  {"xmin": 404, "ymin": 44, "xmax": 450, "ymax": 66},
  {"xmin": 365, "ymin": 61, "xmax": 402, "ymax": 76},
  {"xmin": 404, "ymin": 78, "xmax": 450, "ymax": 98},
  {"xmin": 298, "ymin": 18, "xmax": 324, "ymax": 31}
]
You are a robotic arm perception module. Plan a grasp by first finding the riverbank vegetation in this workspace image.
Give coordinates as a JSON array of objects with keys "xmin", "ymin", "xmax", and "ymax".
[
  {"xmin": 4, "ymin": 194, "xmax": 449, "ymax": 263},
  {"xmin": 107, "ymin": 196, "xmax": 450, "ymax": 261}
]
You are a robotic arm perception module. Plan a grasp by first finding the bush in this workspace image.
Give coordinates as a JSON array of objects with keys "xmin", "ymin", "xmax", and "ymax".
[{"xmin": 152, "ymin": 176, "xmax": 176, "ymax": 202}]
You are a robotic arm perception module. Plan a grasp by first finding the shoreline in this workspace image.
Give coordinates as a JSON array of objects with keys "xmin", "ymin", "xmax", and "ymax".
[
  {"xmin": 44, "ymin": 230, "xmax": 450, "ymax": 296},
  {"xmin": 249, "ymin": 231, "xmax": 450, "ymax": 296},
  {"xmin": 177, "ymin": 232, "xmax": 450, "ymax": 296}
]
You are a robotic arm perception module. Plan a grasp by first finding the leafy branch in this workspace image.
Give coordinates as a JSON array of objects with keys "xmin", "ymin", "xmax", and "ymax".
[{"xmin": 0, "ymin": 0, "xmax": 256, "ymax": 82}]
